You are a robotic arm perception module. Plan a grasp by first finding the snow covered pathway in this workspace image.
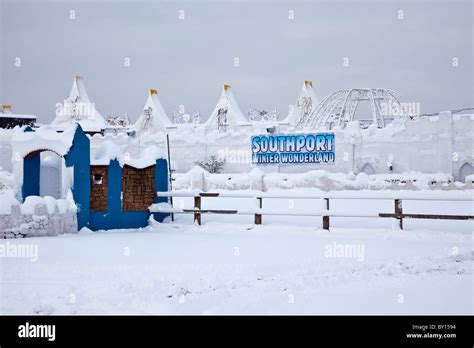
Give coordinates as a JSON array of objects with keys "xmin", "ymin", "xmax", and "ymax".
[{"xmin": 1, "ymin": 218, "xmax": 471, "ymax": 314}]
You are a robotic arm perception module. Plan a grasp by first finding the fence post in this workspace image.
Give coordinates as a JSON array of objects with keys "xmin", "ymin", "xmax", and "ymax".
[
  {"xmin": 194, "ymin": 196, "xmax": 201, "ymax": 225},
  {"xmin": 255, "ymin": 197, "xmax": 262, "ymax": 225},
  {"xmin": 323, "ymin": 198, "xmax": 330, "ymax": 231},
  {"xmin": 395, "ymin": 199, "xmax": 403, "ymax": 230}
]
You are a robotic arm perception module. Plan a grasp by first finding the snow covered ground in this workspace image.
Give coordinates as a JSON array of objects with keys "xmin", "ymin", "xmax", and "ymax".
[{"xmin": 0, "ymin": 192, "xmax": 472, "ymax": 315}]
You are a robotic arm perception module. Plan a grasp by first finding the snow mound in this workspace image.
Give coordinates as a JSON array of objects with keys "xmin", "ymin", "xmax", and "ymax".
[
  {"xmin": 174, "ymin": 169, "xmax": 461, "ymax": 191},
  {"xmin": 125, "ymin": 145, "xmax": 166, "ymax": 169},
  {"xmin": 92, "ymin": 141, "xmax": 166, "ymax": 169},
  {"xmin": 0, "ymin": 189, "xmax": 19, "ymax": 214},
  {"xmin": 92, "ymin": 140, "xmax": 123, "ymax": 165},
  {"xmin": 0, "ymin": 170, "xmax": 14, "ymax": 191}
]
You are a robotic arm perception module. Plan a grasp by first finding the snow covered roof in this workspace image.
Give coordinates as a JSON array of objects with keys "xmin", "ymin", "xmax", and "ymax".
[
  {"xmin": 91, "ymin": 140, "xmax": 166, "ymax": 169},
  {"xmin": 11, "ymin": 124, "xmax": 78, "ymax": 158},
  {"xmin": 50, "ymin": 76, "xmax": 106, "ymax": 133},
  {"xmin": 205, "ymin": 85, "xmax": 251, "ymax": 133},
  {"xmin": 0, "ymin": 105, "xmax": 36, "ymax": 119},
  {"xmin": 134, "ymin": 89, "xmax": 175, "ymax": 134}
]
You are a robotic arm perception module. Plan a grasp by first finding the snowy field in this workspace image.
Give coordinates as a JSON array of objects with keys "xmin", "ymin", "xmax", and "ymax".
[{"xmin": 0, "ymin": 191, "xmax": 472, "ymax": 315}]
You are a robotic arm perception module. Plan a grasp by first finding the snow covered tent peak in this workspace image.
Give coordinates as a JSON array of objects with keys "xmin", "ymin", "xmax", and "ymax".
[
  {"xmin": 69, "ymin": 75, "xmax": 91, "ymax": 103},
  {"xmin": 298, "ymin": 80, "xmax": 319, "ymax": 105},
  {"xmin": 134, "ymin": 88, "xmax": 175, "ymax": 135},
  {"xmin": 288, "ymin": 79, "xmax": 320, "ymax": 128},
  {"xmin": 302, "ymin": 80, "xmax": 319, "ymax": 102},
  {"xmin": 50, "ymin": 76, "xmax": 106, "ymax": 134},
  {"xmin": 205, "ymin": 84, "xmax": 251, "ymax": 134}
]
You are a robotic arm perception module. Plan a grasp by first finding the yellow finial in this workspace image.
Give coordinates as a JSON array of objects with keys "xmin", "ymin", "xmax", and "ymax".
[
  {"xmin": 150, "ymin": 89, "xmax": 157, "ymax": 95},
  {"xmin": 224, "ymin": 84, "xmax": 231, "ymax": 91},
  {"xmin": 304, "ymin": 80, "xmax": 313, "ymax": 87},
  {"xmin": 75, "ymin": 75, "xmax": 82, "ymax": 80},
  {"xmin": 3, "ymin": 105, "xmax": 11, "ymax": 109}
]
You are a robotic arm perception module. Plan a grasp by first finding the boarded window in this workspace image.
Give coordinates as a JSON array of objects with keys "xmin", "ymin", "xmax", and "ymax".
[
  {"xmin": 90, "ymin": 166, "xmax": 108, "ymax": 211},
  {"xmin": 122, "ymin": 165, "xmax": 155, "ymax": 211}
]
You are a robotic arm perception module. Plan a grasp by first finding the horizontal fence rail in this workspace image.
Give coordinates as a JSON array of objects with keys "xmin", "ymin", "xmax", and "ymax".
[{"xmin": 151, "ymin": 191, "xmax": 474, "ymax": 230}]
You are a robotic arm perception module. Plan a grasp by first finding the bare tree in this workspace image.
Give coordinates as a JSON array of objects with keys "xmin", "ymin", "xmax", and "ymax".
[{"xmin": 195, "ymin": 155, "xmax": 225, "ymax": 174}]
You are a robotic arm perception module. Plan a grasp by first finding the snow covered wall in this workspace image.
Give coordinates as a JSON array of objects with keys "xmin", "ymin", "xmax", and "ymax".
[
  {"xmin": 0, "ymin": 191, "xmax": 77, "ymax": 238},
  {"xmin": 86, "ymin": 110, "xmax": 474, "ymax": 182},
  {"xmin": 1, "ymin": 78, "xmax": 473, "ymax": 184},
  {"xmin": 1, "ymin": 111, "xmax": 473, "ymax": 184}
]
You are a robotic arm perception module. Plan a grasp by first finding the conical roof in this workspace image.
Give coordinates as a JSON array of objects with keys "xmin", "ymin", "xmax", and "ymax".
[
  {"xmin": 50, "ymin": 76, "xmax": 106, "ymax": 133},
  {"xmin": 205, "ymin": 84, "xmax": 250, "ymax": 133},
  {"xmin": 287, "ymin": 80, "xmax": 320, "ymax": 127},
  {"xmin": 134, "ymin": 89, "xmax": 174, "ymax": 134}
]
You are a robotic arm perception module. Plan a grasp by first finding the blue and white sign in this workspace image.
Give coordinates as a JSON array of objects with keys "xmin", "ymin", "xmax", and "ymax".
[{"xmin": 251, "ymin": 133, "xmax": 335, "ymax": 165}]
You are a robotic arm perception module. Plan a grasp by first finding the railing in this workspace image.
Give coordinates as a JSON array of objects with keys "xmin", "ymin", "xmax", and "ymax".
[{"xmin": 150, "ymin": 191, "xmax": 474, "ymax": 230}]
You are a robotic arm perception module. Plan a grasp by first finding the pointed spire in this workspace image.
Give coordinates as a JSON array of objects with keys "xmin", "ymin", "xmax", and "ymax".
[
  {"xmin": 205, "ymin": 84, "xmax": 250, "ymax": 133},
  {"xmin": 50, "ymin": 76, "xmax": 105, "ymax": 133},
  {"xmin": 134, "ymin": 88, "xmax": 173, "ymax": 134}
]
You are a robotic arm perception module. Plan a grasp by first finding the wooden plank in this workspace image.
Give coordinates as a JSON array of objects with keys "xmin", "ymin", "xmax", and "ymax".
[
  {"xmin": 379, "ymin": 213, "xmax": 474, "ymax": 220},
  {"xmin": 322, "ymin": 198, "xmax": 330, "ymax": 231},
  {"xmin": 200, "ymin": 192, "xmax": 220, "ymax": 197},
  {"xmin": 194, "ymin": 196, "xmax": 201, "ymax": 225},
  {"xmin": 157, "ymin": 191, "xmax": 474, "ymax": 202},
  {"xmin": 184, "ymin": 209, "xmax": 238, "ymax": 214},
  {"xmin": 255, "ymin": 197, "xmax": 262, "ymax": 225},
  {"xmin": 395, "ymin": 199, "xmax": 403, "ymax": 230}
]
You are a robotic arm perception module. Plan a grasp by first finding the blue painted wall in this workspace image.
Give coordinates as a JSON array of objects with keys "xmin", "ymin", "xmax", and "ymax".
[
  {"xmin": 152, "ymin": 158, "xmax": 170, "ymax": 223},
  {"xmin": 21, "ymin": 127, "xmax": 40, "ymax": 198},
  {"xmin": 22, "ymin": 153, "xmax": 40, "ymax": 198},
  {"xmin": 64, "ymin": 125, "xmax": 90, "ymax": 230},
  {"xmin": 21, "ymin": 124, "xmax": 169, "ymax": 231},
  {"xmin": 89, "ymin": 158, "xmax": 169, "ymax": 231}
]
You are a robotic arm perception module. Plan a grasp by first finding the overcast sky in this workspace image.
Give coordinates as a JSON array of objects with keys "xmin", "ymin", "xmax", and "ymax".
[{"xmin": 0, "ymin": 0, "xmax": 472, "ymax": 124}]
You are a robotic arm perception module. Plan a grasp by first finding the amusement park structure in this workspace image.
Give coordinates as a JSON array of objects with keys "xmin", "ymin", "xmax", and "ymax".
[
  {"xmin": 297, "ymin": 88, "xmax": 409, "ymax": 130},
  {"xmin": 0, "ymin": 76, "xmax": 473, "ymax": 181}
]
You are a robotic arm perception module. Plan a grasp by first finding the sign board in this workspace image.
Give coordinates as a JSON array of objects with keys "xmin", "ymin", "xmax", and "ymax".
[{"xmin": 251, "ymin": 133, "xmax": 335, "ymax": 165}]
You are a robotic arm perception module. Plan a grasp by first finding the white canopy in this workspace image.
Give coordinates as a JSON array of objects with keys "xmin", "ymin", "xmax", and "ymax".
[
  {"xmin": 284, "ymin": 80, "xmax": 320, "ymax": 127},
  {"xmin": 134, "ymin": 89, "xmax": 175, "ymax": 134},
  {"xmin": 50, "ymin": 76, "xmax": 106, "ymax": 133},
  {"xmin": 205, "ymin": 85, "xmax": 251, "ymax": 133}
]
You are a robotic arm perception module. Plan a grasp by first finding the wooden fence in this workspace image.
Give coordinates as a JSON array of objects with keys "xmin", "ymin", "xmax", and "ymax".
[{"xmin": 151, "ymin": 191, "xmax": 474, "ymax": 230}]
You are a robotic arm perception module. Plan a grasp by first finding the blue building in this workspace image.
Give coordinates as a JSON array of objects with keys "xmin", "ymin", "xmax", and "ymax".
[{"xmin": 14, "ymin": 124, "xmax": 169, "ymax": 231}]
